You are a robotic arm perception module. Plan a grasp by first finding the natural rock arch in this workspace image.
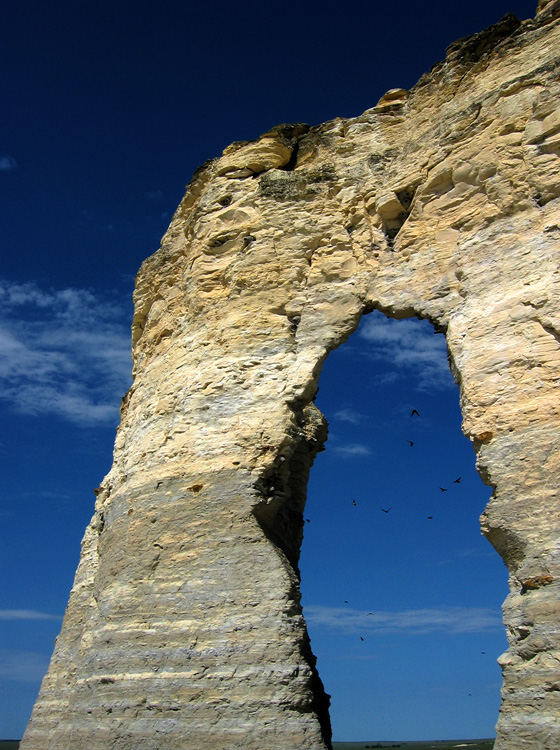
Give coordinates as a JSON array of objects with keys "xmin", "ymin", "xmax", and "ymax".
[{"xmin": 22, "ymin": 4, "xmax": 560, "ymax": 749}]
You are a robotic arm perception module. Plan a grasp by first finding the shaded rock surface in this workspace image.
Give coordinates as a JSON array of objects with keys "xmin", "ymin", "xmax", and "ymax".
[{"xmin": 21, "ymin": 3, "xmax": 560, "ymax": 748}]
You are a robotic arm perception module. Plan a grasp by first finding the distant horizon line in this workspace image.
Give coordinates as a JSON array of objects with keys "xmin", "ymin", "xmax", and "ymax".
[
  {"xmin": 331, "ymin": 739, "xmax": 496, "ymax": 745},
  {"xmin": 0, "ymin": 739, "xmax": 496, "ymax": 746}
]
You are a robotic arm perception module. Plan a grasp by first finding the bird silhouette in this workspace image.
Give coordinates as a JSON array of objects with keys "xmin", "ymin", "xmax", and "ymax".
[
  {"xmin": 305, "ymin": 518, "xmax": 310, "ymax": 523},
  {"xmin": 407, "ymin": 440, "xmax": 414, "ymax": 447},
  {"xmin": 427, "ymin": 516, "xmax": 433, "ymax": 519},
  {"xmin": 439, "ymin": 487, "xmax": 448, "ymax": 492},
  {"xmin": 352, "ymin": 499, "xmax": 357, "ymax": 506},
  {"xmin": 360, "ymin": 637, "xmax": 364, "ymax": 642},
  {"xmin": 381, "ymin": 507, "xmax": 392, "ymax": 514},
  {"xmin": 411, "ymin": 409, "xmax": 420, "ymax": 417},
  {"xmin": 453, "ymin": 477, "xmax": 462, "ymax": 483}
]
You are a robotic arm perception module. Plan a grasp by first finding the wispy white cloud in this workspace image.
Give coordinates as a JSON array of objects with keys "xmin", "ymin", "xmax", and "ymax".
[
  {"xmin": 433, "ymin": 547, "xmax": 497, "ymax": 567},
  {"xmin": 0, "ymin": 156, "xmax": 17, "ymax": 172},
  {"xmin": 304, "ymin": 604, "xmax": 501, "ymax": 635},
  {"xmin": 330, "ymin": 442, "xmax": 373, "ymax": 457},
  {"xmin": 359, "ymin": 314, "xmax": 452, "ymax": 390},
  {"xmin": 328, "ymin": 652, "xmax": 380, "ymax": 662},
  {"xmin": 146, "ymin": 189, "xmax": 164, "ymax": 200},
  {"xmin": 0, "ymin": 610, "xmax": 62, "ymax": 621},
  {"xmin": 334, "ymin": 407, "xmax": 365, "ymax": 425},
  {"xmin": 0, "ymin": 649, "xmax": 50, "ymax": 682},
  {"xmin": 0, "ymin": 280, "xmax": 132, "ymax": 425}
]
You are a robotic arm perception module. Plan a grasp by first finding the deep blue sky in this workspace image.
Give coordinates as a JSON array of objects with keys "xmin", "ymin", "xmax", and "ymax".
[{"xmin": 0, "ymin": 0, "xmax": 538, "ymax": 741}]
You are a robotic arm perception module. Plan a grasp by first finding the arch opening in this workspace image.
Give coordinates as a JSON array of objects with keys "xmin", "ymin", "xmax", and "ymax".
[{"xmin": 299, "ymin": 310, "xmax": 508, "ymax": 743}]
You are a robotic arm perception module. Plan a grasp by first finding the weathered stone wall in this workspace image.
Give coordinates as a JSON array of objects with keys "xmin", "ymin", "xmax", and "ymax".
[{"xmin": 21, "ymin": 3, "xmax": 560, "ymax": 748}]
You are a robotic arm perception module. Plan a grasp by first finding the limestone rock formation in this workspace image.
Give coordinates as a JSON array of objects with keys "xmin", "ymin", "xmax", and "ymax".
[{"xmin": 21, "ymin": 3, "xmax": 560, "ymax": 749}]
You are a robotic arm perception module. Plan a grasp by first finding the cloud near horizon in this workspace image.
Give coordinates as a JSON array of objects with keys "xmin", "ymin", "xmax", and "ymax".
[
  {"xmin": 0, "ymin": 610, "xmax": 62, "ymax": 621},
  {"xmin": 0, "ymin": 649, "xmax": 51, "ymax": 683},
  {"xmin": 358, "ymin": 314, "xmax": 453, "ymax": 390},
  {"xmin": 0, "ymin": 280, "xmax": 132, "ymax": 426},
  {"xmin": 304, "ymin": 604, "xmax": 501, "ymax": 635}
]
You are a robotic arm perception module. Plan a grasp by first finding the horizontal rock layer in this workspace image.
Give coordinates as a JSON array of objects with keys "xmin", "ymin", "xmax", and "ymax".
[{"xmin": 22, "ymin": 2, "xmax": 560, "ymax": 748}]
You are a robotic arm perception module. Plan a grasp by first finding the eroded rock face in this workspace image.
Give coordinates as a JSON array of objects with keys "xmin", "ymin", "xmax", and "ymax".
[{"xmin": 21, "ymin": 4, "xmax": 560, "ymax": 749}]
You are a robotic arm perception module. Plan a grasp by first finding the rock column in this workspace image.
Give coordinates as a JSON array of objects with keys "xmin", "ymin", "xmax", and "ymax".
[{"xmin": 22, "ymin": 3, "xmax": 560, "ymax": 748}]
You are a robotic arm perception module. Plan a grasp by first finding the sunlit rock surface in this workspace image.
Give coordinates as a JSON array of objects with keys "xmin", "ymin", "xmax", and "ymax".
[{"xmin": 21, "ymin": 3, "xmax": 560, "ymax": 748}]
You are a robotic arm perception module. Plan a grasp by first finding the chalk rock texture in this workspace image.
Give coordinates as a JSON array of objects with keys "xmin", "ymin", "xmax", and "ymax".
[{"xmin": 22, "ymin": 3, "xmax": 560, "ymax": 749}]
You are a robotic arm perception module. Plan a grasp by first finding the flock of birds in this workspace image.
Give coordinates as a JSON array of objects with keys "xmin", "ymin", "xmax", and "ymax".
[
  {"xmin": 377, "ymin": 468, "xmax": 462, "ymax": 519},
  {"xmin": 304, "ymin": 406, "xmax": 488, "ymax": 676},
  {"xmin": 379, "ymin": 408, "xmax": 461, "ymax": 521},
  {"xmin": 305, "ymin": 408, "xmax": 463, "ymax": 525}
]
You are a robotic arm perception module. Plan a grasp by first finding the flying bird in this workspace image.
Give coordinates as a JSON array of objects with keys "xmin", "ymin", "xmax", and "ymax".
[
  {"xmin": 406, "ymin": 440, "xmax": 414, "ymax": 447},
  {"xmin": 453, "ymin": 477, "xmax": 462, "ymax": 483},
  {"xmin": 427, "ymin": 516, "xmax": 433, "ymax": 519},
  {"xmin": 305, "ymin": 519, "xmax": 311, "ymax": 523},
  {"xmin": 411, "ymin": 409, "xmax": 420, "ymax": 417},
  {"xmin": 439, "ymin": 487, "xmax": 448, "ymax": 492},
  {"xmin": 360, "ymin": 637, "xmax": 364, "ymax": 642},
  {"xmin": 381, "ymin": 507, "xmax": 392, "ymax": 514},
  {"xmin": 352, "ymin": 499, "xmax": 357, "ymax": 506}
]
